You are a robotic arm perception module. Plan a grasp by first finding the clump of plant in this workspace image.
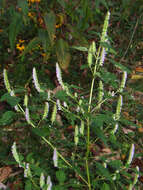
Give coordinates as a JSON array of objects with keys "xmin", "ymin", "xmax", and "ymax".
[{"xmin": 3, "ymin": 11, "xmax": 140, "ymax": 190}]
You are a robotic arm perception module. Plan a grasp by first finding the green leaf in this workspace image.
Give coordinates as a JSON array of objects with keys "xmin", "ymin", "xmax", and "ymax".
[
  {"xmin": 96, "ymin": 162, "xmax": 111, "ymax": 180},
  {"xmin": 100, "ymin": 0, "xmax": 109, "ymax": 9},
  {"xmin": 38, "ymin": 29, "xmax": 50, "ymax": 53},
  {"xmin": 44, "ymin": 11, "xmax": 56, "ymax": 46},
  {"xmin": 54, "ymin": 90, "xmax": 68, "ymax": 101},
  {"xmin": 9, "ymin": 12, "xmax": 22, "ymax": 50},
  {"xmin": 94, "ymin": 125, "xmax": 107, "ymax": 145},
  {"xmin": 30, "ymin": 164, "xmax": 43, "ymax": 176},
  {"xmin": 99, "ymin": 69, "xmax": 118, "ymax": 88},
  {"xmin": 1, "ymin": 93, "xmax": 20, "ymax": 107},
  {"xmin": 102, "ymin": 183, "xmax": 110, "ymax": 190},
  {"xmin": 71, "ymin": 46, "xmax": 88, "ymax": 52},
  {"xmin": 21, "ymin": 37, "xmax": 40, "ymax": 61},
  {"xmin": 108, "ymin": 58, "xmax": 131, "ymax": 73},
  {"xmin": 0, "ymin": 111, "xmax": 15, "ymax": 125},
  {"xmin": 108, "ymin": 160, "xmax": 123, "ymax": 170},
  {"xmin": 100, "ymin": 41, "xmax": 117, "ymax": 55},
  {"xmin": 25, "ymin": 180, "xmax": 32, "ymax": 190},
  {"xmin": 56, "ymin": 38, "xmax": 71, "ymax": 70},
  {"xmin": 31, "ymin": 127, "xmax": 49, "ymax": 137},
  {"xmin": 56, "ymin": 170, "xmax": 66, "ymax": 183}
]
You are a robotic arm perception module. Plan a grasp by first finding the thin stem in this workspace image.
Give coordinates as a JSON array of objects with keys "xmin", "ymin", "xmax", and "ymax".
[
  {"xmin": 88, "ymin": 46, "xmax": 101, "ymax": 113},
  {"xmin": 119, "ymin": 13, "xmax": 143, "ymax": 64},
  {"xmin": 86, "ymin": 159, "xmax": 91, "ymax": 190},
  {"xmin": 85, "ymin": 45, "xmax": 102, "ymax": 190}
]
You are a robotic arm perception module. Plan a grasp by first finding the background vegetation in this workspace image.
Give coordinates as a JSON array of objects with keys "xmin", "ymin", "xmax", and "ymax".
[{"xmin": 0, "ymin": 0, "xmax": 143, "ymax": 189}]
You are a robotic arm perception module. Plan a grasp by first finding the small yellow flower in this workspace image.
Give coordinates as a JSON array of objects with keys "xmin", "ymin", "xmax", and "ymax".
[
  {"xmin": 0, "ymin": 29, "xmax": 3, "ymax": 33},
  {"xmin": 19, "ymin": 39, "xmax": 25, "ymax": 43},
  {"xmin": 55, "ymin": 23, "xmax": 62, "ymax": 29},
  {"xmin": 41, "ymin": 53, "xmax": 46, "ymax": 57},
  {"xmin": 28, "ymin": 12, "xmax": 35, "ymax": 19},
  {"xmin": 16, "ymin": 44, "xmax": 25, "ymax": 51},
  {"xmin": 27, "ymin": 0, "xmax": 40, "ymax": 3},
  {"xmin": 16, "ymin": 40, "xmax": 25, "ymax": 52}
]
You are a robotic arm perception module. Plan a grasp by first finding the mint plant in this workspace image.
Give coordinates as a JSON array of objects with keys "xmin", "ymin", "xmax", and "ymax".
[{"xmin": 3, "ymin": 11, "xmax": 140, "ymax": 190}]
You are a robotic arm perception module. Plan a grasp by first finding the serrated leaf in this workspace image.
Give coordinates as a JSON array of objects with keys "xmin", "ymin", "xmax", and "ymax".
[{"xmin": 56, "ymin": 39, "xmax": 71, "ymax": 70}]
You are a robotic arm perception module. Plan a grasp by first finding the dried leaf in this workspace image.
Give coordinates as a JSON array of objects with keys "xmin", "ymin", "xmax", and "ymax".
[
  {"xmin": 131, "ymin": 74, "xmax": 143, "ymax": 80},
  {"xmin": 0, "ymin": 166, "xmax": 12, "ymax": 182},
  {"xmin": 135, "ymin": 67, "xmax": 143, "ymax": 73}
]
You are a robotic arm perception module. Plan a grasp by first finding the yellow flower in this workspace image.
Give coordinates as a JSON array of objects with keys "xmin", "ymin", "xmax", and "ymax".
[
  {"xmin": 27, "ymin": 0, "xmax": 40, "ymax": 3},
  {"xmin": 16, "ymin": 40, "xmax": 25, "ymax": 52},
  {"xmin": 16, "ymin": 44, "xmax": 25, "ymax": 51},
  {"xmin": 55, "ymin": 23, "xmax": 62, "ymax": 29},
  {"xmin": 28, "ymin": 12, "xmax": 35, "ymax": 19},
  {"xmin": 19, "ymin": 39, "xmax": 25, "ymax": 43},
  {"xmin": 41, "ymin": 53, "xmax": 46, "ymax": 57},
  {"xmin": 0, "ymin": 29, "xmax": 3, "ymax": 33}
]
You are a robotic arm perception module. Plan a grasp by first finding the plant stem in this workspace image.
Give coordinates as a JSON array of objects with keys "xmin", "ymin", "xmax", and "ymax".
[
  {"xmin": 85, "ymin": 45, "xmax": 102, "ymax": 190},
  {"xmin": 86, "ymin": 159, "xmax": 91, "ymax": 190}
]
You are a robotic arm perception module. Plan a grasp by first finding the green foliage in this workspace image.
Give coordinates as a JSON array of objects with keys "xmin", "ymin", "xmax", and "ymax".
[
  {"xmin": 1, "ymin": 93, "xmax": 20, "ymax": 107},
  {"xmin": 0, "ymin": 0, "xmax": 143, "ymax": 189},
  {"xmin": 0, "ymin": 111, "xmax": 15, "ymax": 125}
]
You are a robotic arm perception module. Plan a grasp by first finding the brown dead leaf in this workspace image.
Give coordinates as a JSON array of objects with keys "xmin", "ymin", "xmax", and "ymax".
[
  {"xmin": 138, "ymin": 127, "xmax": 143, "ymax": 133},
  {"xmin": 131, "ymin": 74, "xmax": 143, "ymax": 80},
  {"xmin": 135, "ymin": 67, "xmax": 143, "ymax": 73},
  {"xmin": 0, "ymin": 166, "xmax": 12, "ymax": 182}
]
